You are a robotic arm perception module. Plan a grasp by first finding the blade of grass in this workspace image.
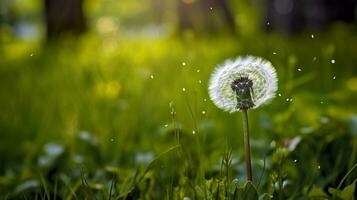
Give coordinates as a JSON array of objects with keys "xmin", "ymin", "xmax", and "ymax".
[
  {"xmin": 337, "ymin": 162, "xmax": 357, "ymax": 189},
  {"xmin": 119, "ymin": 144, "xmax": 181, "ymax": 198},
  {"xmin": 39, "ymin": 173, "xmax": 50, "ymax": 200}
]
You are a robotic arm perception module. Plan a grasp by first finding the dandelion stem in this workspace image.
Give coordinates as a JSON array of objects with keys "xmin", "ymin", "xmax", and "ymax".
[{"xmin": 242, "ymin": 109, "xmax": 252, "ymax": 181}]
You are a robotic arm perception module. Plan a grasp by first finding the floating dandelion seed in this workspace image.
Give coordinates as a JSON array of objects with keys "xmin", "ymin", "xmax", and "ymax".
[
  {"xmin": 313, "ymin": 57, "xmax": 317, "ymax": 62},
  {"xmin": 333, "ymin": 76, "xmax": 336, "ymax": 80},
  {"xmin": 196, "ymin": 69, "xmax": 200, "ymax": 73},
  {"xmin": 202, "ymin": 110, "xmax": 206, "ymax": 115},
  {"xmin": 294, "ymin": 159, "xmax": 298, "ymax": 163},
  {"xmin": 192, "ymin": 130, "xmax": 196, "ymax": 134},
  {"xmin": 182, "ymin": 62, "xmax": 186, "ymax": 66},
  {"xmin": 331, "ymin": 59, "xmax": 336, "ymax": 64},
  {"xmin": 110, "ymin": 138, "xmax": 114, "ymax": 142},
  {"xmin": 267, "ymin": 21, "xmax": 270, "ymax": 26},
  {"xmin": 198, "ymin": 80, "xmax": 202, "ymax": 84},
  {"xmin": 30, "ymin": 53, "xmax": 34, "ymax": 57},
  {"xmin": 182, "ymin": 87, "xmax": 186, "ymax": 92},
  {"xmin": 311, "ymin": 34, "xmax": 314, "ymax": 39},
  {"xmin": 209, "ymin": 7, "xmax": 213, "ymax": 11},
  {"xmin": 297, "ymin": 68, "xmax": 302, "ymax": 72},
  {"xmin": 278, "ymin": 93, "xmax": 282, "ymax": 97},
  {"xmin": 164, "ymin": 124, "xmax": 168, "ymax": 128},
  {"xmin": 150, "ymin": 74, "xmax": 154, "ymax": 79},
  {"xmin": 203, "ymin": 98, "xmax": 207, "ymax": 102},
  {"xmin": 209, "ymin": 56, "xmax": 278, "ymax": 113},
  {"xmin": 209, "ymin": 55, "xmax": 278, "ymax": 181},
  {"xmin": 273, "ymin": 52, "xmax": 277, "ymax": 55}
]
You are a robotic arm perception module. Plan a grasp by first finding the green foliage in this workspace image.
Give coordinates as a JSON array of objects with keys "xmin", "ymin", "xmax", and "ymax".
[{"xmin": 1, "ymin": 4, "xmax": 357, "ymax": 198}]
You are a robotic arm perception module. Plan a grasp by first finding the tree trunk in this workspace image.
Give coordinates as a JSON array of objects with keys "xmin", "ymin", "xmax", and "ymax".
[
  {"xmin": 265, "ymin": 0, "xmax": 357, "ymax": 34},
  {"xmin": 178, "ymin": 0, "xmax": 235, "ymax": 33},
  {"xmin": 44, "ymin": 0, "xmax": 86, "ymax": 40}
]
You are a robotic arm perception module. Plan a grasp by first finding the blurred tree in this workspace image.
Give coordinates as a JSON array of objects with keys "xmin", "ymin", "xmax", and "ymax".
[
  {"xmin": 44, "ymin": 0, "xmax": 86, "ymax": 39},
  {"xmin": 266, "ymin": 0, "xmax": 357, "ymax": 34},
  {"xmin": 178, "ymin": 0, "xmax": 235, "ymax": 33}
]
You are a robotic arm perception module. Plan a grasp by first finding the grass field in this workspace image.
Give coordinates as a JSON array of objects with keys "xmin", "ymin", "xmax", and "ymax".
[{"xmin": 0, "ymin": 21, "xmax": 357, "ymax": 199}]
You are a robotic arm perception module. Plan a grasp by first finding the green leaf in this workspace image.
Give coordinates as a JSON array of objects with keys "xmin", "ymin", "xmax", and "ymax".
[
  {"xmin": 340, "ymin": 181, "xmax": 356, "ymax": 200},
  {"xmin": 308, "ymin": 185, "xmax": 328, "ymax": 198},
  {"xmin": 328, "ymin": 187, "xmax": 340, "ymax": 197},
  {"xmin": 331, "ymin": 180, "xmax": 356, "ymax": 200},
  {"xmin": 259, "ymin": 193, "xmax": 273, "ymax": 200},
  {"xmin": 234, "ymin": 181, "xmax": 258, "ymax": 200}
]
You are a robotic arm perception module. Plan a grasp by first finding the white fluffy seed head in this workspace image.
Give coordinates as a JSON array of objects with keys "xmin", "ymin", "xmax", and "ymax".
[{"xmin": 209, "ymin": 56, "xmax": 278, "ymax": 113}]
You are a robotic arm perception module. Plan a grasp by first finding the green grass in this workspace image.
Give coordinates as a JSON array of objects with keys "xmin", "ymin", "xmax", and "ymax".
[{"xmin": 0, "ymin": 24, "xmax": 357, "ymax": 199}]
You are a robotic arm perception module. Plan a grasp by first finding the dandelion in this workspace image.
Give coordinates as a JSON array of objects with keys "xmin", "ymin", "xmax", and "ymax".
[
  {"xmin": 208, "ymin": 55, "xmax": 278, "ymax": 181},
  {"xmin": 209, "ymin": 56, "xmax": 277, "ymax": 113}
]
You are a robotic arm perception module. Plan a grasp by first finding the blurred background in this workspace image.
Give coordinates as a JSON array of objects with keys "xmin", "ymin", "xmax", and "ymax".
[{"xmin": 0, "ymin": 0, "xmax": 357, "ymax": 199}]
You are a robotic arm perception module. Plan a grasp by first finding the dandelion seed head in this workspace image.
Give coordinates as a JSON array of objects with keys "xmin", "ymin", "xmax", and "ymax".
[{"xmin": 209, "ymin": 56, "xmax": 278, "ymax": 113}]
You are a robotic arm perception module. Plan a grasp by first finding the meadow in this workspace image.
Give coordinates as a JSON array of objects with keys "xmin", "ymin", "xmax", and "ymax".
[{"xmin": 1, "ymin": 4, "xmax": 357, "ymax": 199}]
